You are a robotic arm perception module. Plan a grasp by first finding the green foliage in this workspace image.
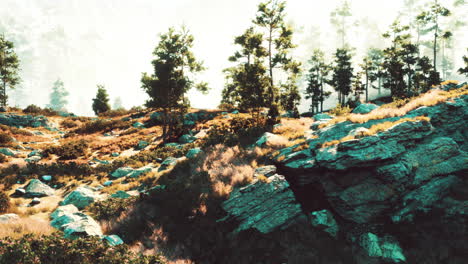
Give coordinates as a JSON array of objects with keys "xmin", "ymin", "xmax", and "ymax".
[
  {"xmin": 0, "ymin": 233, "xmax": 165, "ymax": 264},
  {"xmin": 23, "ymin": 104, "xmax": 58, "ymax": 116},
  {"xmin": 305, "ymin": 49, "xmax": 331, "ymax": 114},
  {"xmin": 328, "ymin": 104, "xmax": 351, "ymax": 116},
  {"xmin": 0, "ymin": 190, "xmax": 9, "ymax": 213},
  {"xmin": 203, "ymin": 116, "xmax": 271, "ymax": 147},
  {"xmin": 88, "ymin": 197, "xmax": 138, "ymax": 221},
  {"xmin": 43, "ymin": 139, "xmax": 89, "ymax": 160},
  {"xmin": 141, "ymin": 27, "xmax": 207, "ymax": 140},
  {"xmin": 254, "ymin": 0, "xmax": 301, "ymax": 113},
  {"xmin": 113, "ymin": 97, "xmax": 124, "ymax": 110},
  {"xmin": 330, "ymin": 48, "xmax": 354, "ymax": 105},
  {"xmin": 92, "ymin": 85, "xmax": 111, "ymax": 115},
  {"xmin": 46, "ymin": 79, "xmax": 69, "ymax": 111},
  {"xmin": 0, "ymin": 34, "xmax": 20, "ymax": 108},
  {"xmin": 458, "ymin": 49, "xmax": 468, "ymax": 77}
]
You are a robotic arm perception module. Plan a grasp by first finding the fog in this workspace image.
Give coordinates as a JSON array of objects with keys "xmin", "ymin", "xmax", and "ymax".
[{"xmin": 0, "ymin": 0, "xmax": 466, "ymax": 115}]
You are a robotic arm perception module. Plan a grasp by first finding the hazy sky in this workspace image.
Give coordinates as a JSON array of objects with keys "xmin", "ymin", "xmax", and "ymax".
[{"xmin": 0, "ymin": 0, "xmax": 466, "ymax": 115}]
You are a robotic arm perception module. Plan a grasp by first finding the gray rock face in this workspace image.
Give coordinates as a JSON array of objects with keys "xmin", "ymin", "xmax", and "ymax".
[
  {"xmin": 103, "ymin": 235, "xmax": 124, "ymax": 246},
  {"xmin": 352, "ymin": 103, "xmax": 379, "ymax": 114},
  {"xmin": 254, "ymin": 165, "xmax": 277, "ymax": 178},
  {"xmin": 313, "ymin": 113, "xmax": 332, "ymax": 121},
  {"xmin": 24, "ymin": 179, "xmax": 55, "ymax": 197},
  {"xmin": 110, "ymin": 166, "xmax": 152, "ymax": 178},
  {"xmin": 0, "ymin": 114, "xmax": 51, "ymax": 128},
  {"xmin": 0, "ymin": 213, "xmax": 19, "ymax": 223},
  {"xmin": 179, "ymin": 134, "xmax": 196, "ymax": 144},
  {"xmin": 359, "ymin": 233, "xmax": 406, "ymax": 263},
  {"xmin": 186, "ymin": 148, "xmax": 203, "ymax": 159},
  {"xmin": 60, "ymin": 186, "xmax": 102, "ymax": 209},
  {"xmin": 310, "ymin": 210, "xmax": 339, "ymax": 238},
  {"xmin": 0, "ymin": 148, "xmax": 15, "ymax": 157},
  {"xmin": 255, "ymin": 132, "xmax": 286, "ymax": 147},
  {"xmin": 221, "ymin": 174, "xmax": 303, "ymax": 234}
]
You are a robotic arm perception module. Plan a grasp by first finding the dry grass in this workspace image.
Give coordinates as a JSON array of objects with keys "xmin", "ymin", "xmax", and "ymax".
[
  {"xmin": 320, "ymin": 87, "xmax": 467, "ymax": 128},
  {"xmin": 0, "ymin": 217, "xmax": 54, "ymax": 239},
  {"xmin": 274, "ymin": 118, "xmax": 313, "ymax": 140},
  {"xmin": 319, "ymin": 116, "xmax": 430, "ymax": 148}
]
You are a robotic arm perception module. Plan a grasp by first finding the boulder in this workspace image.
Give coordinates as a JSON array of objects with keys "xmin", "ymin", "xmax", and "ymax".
[
  {"xmin": 14, "ymin": 188, "xmax": 26, "ymax": 196},
  {"xmin": 0, "ymin": 213, "xmax": 19, "ymax": 223},
  {"xmin": 41, "ymin": 175, "xmax": 52, "ymax": 182},
  {"xmin": 231, "ymin": 110, "xmax": 239, "ymax": 114},
  {"xmin": 111, "ymin": 190, "xmax": 132, "ymax": 199},
  {"xmin": 221, "ymin": 174, "xmax": 303, "ymax": 234},
  {"xmin": 160, "ymin": 157, "xmax": 178, "ymax": 169},
  {"xmin": 313, "ymin": 113, "xmax": 332, "ymax": 121},
  {"xmin": 359, "ymin": 233, "xmax": 406, "ymax": 263},
  {"xmin": 255, "ymin": 132, "xmax": 287, "ymax": 147},
  {"xmin": 103, "ymin": 235, "xmax": 124, "ymax": 246},
  {"xmin": 103, "ymin": 180, "xmax": 113, "ymax": 187},
  {"xmin": 28, "ymin": 150, "xmax": 42, "ymax": 157},
  {"xmin": 310, "ymin": 209, "xmax": 339, "ymax": 238},
  {"xmin": 352, "ymin": 103, "xmax": 379, "ymax": 114},
  {"xmin": 0, "ymin": 114, "xmax": 51, "ymax": 128},
  {"xmin": 31, "ymin": 197, "xmax": 41, "ymax": 205},
  {"xmin": 179, "ymin": 134, "xmax": 196, "ymax": 144},
  {"xmin": 110, "ymin": 167, "xmax": 134, "ymax": 178},
  {"xmin": 135, "ymin": 140, "xmax": 149, "ymax": 150},
  {"xmin": 61, "ymin": 213, "xmax": 103, "ymax": 238},
  {"xmin": 24, "ymin": 179, "xmax": 55, "ymax": 197},
  {"xmin": 186, "ymin": 148, "xmax": 203, "ymax": 159},
  {"xmin": 132, "ymin": 122, "xmax": 145, "ymax": 128},
  {"xmin": 60, "ymin": 186, "xmax": 102, "ymax": 209},
  {"xmin": 50, "ymin": 204, "xmax": 79, "ymax": 220},
  {"xmin": 253, "ymin": 165, "xmax": 277, "ymax": 178},
  {"xmin": 25, "ymin": 156, "xmax": 41, "ymax": 163},
  {"xmin": 0, "ymin": 148, "xmax": 15, "ymax": 157},
  {"xmin": 111, "ymin": 152, "xmax": 120, "ymax": 157}
]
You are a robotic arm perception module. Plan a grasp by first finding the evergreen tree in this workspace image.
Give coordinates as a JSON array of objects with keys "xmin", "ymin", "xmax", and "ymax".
[
  {"xmin": 254, "ymin": 0, "xmax": 301, "ymax": 114},
  {"xmin": 330, "ymin": 0, "xmax": 352, "ymax": 48},
  {"xmin": 305, "ymin": 49, "xmax": 331, "ymax": 114},
  {"xmin": 141, "ymin": 27, "xmax": 207, "ymax": 140},
  {"xmin": 222, "ymin": 27, "xmax": 270, "ymax": 117},
  {"xmin": 367, "ymin": 48, "xmax": 386, "ymax": 96},
  {"xmin": 457, "ymin": 49, "xmax": 468, "ymax": 77},
  {"xmin": 0, "ymin": 34, "xmax": 20, "ymax": 109},
  {"xmin": 92, "ymin": 85, "xmax": 110, "ymax": 115},
  {"xmin": 47, "ymin": 79, "xmax": 69, "ymax": 111},
  {"xmin": 413, "ymin": 56, "xmax": 440, "ymax": 93},
  {"xmin": 417, "ymin": 0, "xmax": 451, "ymax": 72},
  {"xmin": 352, "ymin": 71, "xmax": 366, "ymax": 102},
  {"xmin": 359, "ymin": 56, "xmax": 378, "ymax": 102},
  {"xmin": 330, "ymin": 48, "xmax": 354, "ymax": 105}
]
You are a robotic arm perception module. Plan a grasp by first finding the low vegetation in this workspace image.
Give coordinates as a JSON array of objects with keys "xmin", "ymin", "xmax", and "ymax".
[
  {"xmin": 23, "ymin": 104, "xmax": 58, "ymax": 116},
  {"xmin": 0, "ymin": 233, "xmax": 166, "ymax": 264},
  {"xmin": 88, "ymin": 197, "xmax": 138, "ymax": 221},
  {"xmin": 43, "ymin": 139, "xmax": 89, "ymax": 160},
  {"xmin": 0, "ymin": 190, "xmax": 10, "ymax": 213},
  {"xmin": 0, "ymin": 218, "xmax": 54, "ymax": 239}
]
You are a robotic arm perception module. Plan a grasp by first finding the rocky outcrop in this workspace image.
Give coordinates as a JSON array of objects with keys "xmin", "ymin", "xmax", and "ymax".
[
  {"xmin": 352, "ymin": 103, "xmax": 379, "ymax": 114},
  {"xmin": 60, "ymin": 186, "xmax": 103, "ymax": 209},
  {"xmin": 270, "ymin": 94, "xmax": 468, "ymax": 263},
  {"xmin": 24, "ymin": 179, "xmax": 55, "ymax": 197},
  {"xmin": 111, "ymin": 166, "xmax": 152, "ymax": 178},
  {"xmin": 255, "ymin": 132, "xmax": 287, "ymax": 147},
  {"xmin": 0, "ymin": 114, "xmax": 51, "ymax": 128},
  {"xmin": 50, "ymin": 205, "xmax": 102, "ymax": 239},
  {"xmin": 0, "ymin": 213, "xmax": 19, "ymax": 223},
  {"xmin": 220, "ymin": 174, "xmax": 303, "ymax": 234}
]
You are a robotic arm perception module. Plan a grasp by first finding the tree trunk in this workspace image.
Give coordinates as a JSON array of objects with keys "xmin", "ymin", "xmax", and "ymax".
[
  {"xmin": 365, "ymin": 69, "xmax": 369, "ymax": 102},
  {"xmin": 433, "ymin": 22, "xmax": 438, "ymax": 72}
]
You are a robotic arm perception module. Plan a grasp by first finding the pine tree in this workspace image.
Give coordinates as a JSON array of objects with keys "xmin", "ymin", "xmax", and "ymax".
[
  {"xmin": 47, "ymin": 79, "xmax": 69, "ymax": 111},
  {"xmin": 458, "ymin": 49, "xmax": 468, "ymax": 77},
  {"xmin": 417, "ymin": 0, "xmax": 451, "ymax": 72},
  {"xmin": 359, "ymin": 56, "xmax": 377, "ymax": 102},
  {"xmin": 92, "ymin": 85, "xmax": 110, "ymax": 115},
  {"xmin": 141, "ymin": 27, "xmax": 207, "ymax": 140},
  {"xmin": 253, "ymin": 0, "xmax": 301, "ymax": 115},
  {"xmin": 352, "ymin": 71, "xmax": 366, "ymax": 102},
  {"xmin": 330, "ymin": 48, "xmax": 354, "ymax": 105},
  {"xmin": 330, "ymin": 0, "xmax": 352, "ymax": 48},
  {"xmin": 0, "ymin": 34, "xmax": 20, "ymax": 109},
  {"xmin": 367, "ymin": 48, "xmax": 385, "ymax": 96},
  {"xmin": 305, "ymin": 49, "xmax": 331, "ymax": 114},
  {"xmin": 222, "ymin": 27, "xmax": 270, "ymax": 117}
]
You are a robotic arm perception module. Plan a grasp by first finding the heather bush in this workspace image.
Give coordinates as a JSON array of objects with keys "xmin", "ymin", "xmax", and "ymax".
[
  {"xmin": 43, "ymin": 139, "xmax": 89, "ymax": 160},
  {"xmin": 0, "ymin": 132, "xmax": 13, "ymax": 147},
  {"xmin": 0, "ymin": 191, "xmax": 9, "ymax": 213},
  {"xmin": 23, "ymin": 104, "xmax": 58, "ymax": 116},
  {"xmin": 88, "ymin": 197, "xmax": 138, "ymax": 220},
  {"xmin": 60, "ymin": 119, "xmax": 79, "ymax": 128},
  {"xmin": 0, "ymin": 153, "xmax": 6, "ymax": 163},
  {"xmin": 0, "ymin": 233, "xmax": 165, "ymax": 264},
  {"xmin": 74, "ymin": 119, "xmax": 131, "ymax": 134}
]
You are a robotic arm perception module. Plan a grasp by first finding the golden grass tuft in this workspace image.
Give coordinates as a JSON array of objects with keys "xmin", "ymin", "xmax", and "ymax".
[
  {"xmin": 319, "ymin": 116, "xmax": 430, "ymax": 148},
  {"xmin": 0, "ymin": 217, "xmax": 54, "ymax": 239},
  {"xmin": 320, "ymin": 87, "xmax": 467, "ymax": 129},
  {"xmin": 274, "ymin": 118, "xmax": 313, "ymax": 140}
]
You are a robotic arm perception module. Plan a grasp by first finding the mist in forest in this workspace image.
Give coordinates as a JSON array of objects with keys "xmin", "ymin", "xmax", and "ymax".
[{"xmin": 0, "ymin": 0, "xmax": 466, "ymax": 115}]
